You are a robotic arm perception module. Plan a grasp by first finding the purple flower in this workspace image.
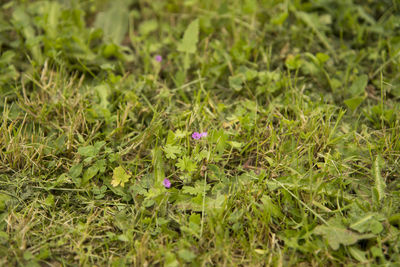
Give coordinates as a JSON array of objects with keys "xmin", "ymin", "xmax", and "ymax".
[
  {"xmin": 192, "ymin": 131, "xmax": 207, "ymax": 139},
  {"xmin": 155, "ymin": 55, "xmax": 162, "ymax": 62},
  {"xmin": 192, "ymin": 132, "xmax": 201, "ymax": 140},
  {"xmin": 163, "ymin": 178, "xmax": 171, "ymax": 188}
]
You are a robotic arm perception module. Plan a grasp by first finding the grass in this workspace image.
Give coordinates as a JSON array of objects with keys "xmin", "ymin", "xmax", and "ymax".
[{"xmin": 0, "ymin": 0, "xmax": 400, "ymax": 265}]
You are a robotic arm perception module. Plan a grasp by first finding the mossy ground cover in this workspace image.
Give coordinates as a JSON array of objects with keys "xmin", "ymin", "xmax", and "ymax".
[{"xmin": 0, "ymin": 0, "xmax": 400, "ymax": 265}]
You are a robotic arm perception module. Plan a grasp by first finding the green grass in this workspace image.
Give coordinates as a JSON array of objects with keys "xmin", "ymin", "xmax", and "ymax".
[{"xmin": 1, "ymin": 0, "xmax": 400, "ymax": 265}]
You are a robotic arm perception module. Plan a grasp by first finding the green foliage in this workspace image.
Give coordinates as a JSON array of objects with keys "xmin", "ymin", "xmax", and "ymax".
[
  {"xmin": 177, "ymin": 19, "xmax": 199, "ymax": 54},
  {"xmin": 0, "ymin": 0, "xmax": 399, "ymax": 265},
  {"xmin": 163, "ymin": 144, "xmax": 181, "ymax": 159},
  {"xmin": 111, "ymin": 166, "xmax": 131, "ymax": 187},
  {"xmin": 176, "ymin": 156, "xmax": 197, "ymax": 173},
  {"xmin": 372, "ymin": 155, "xmax": 386, "ymax": 204},
  {"xmin": 94, "ymin": 0, "xmax": 132, "ymax": 45},
  {"xmin": 314, "ymin": 219, "xmax": 375, "ymax": 250}
]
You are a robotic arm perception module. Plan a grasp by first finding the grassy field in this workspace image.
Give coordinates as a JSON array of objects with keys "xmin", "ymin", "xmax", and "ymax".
[{"xmin": 1, "ymin": 0, "xmax": 400, "ymax": 265}]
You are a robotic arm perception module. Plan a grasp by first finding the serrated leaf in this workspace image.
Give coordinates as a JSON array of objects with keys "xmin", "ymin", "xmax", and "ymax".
[
  {"xmin": 211, "ymin": 129, "xmax": 228, "ymax": 154},
  {"xmin": 176, "ymin": 156, "xmax": 197, "ymax": 173},
  {"xmin": 314, "ymin": 224, "xmax": 374, "ymax": 250},
  {"xmin": 373, "ymin": 155, "xmax": 386, "ymax": 203},
  {"xmin": 177, "ymin": 19, "xmax": 199, "ymax": 54},
  {"xmin": 194, "ymin": 149, "xmax": 209, "ymax": 161},
  {"xmin": 183, "ymin": 181, "xmax": 210, "ymax": 196},
  {"xmin": 350, "ymin": 213, "xmax": 383, "ymax": 234},
  {"xmin": 174, "ymin": 129, "xmax": 188, "ymax": 139},
  {"xmin": 111, "ymin": 166, "xmax": 131, "ymax": 187},
  {"xmin": 163, "ymin": 144, "xmax": 181, "ymax": 159}
]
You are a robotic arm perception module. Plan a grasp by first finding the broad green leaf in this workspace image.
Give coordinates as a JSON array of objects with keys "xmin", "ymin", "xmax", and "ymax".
[
  {"xmin": 69, "ymin": 163, "xmax": 83, "ymax": 179},
  {"xmin": 78, "ymin": 142, "xmax": 105, "ymax": 158},
  {"xmin": 163, "ymin": 144, "xmax": 181, "ymax": 159},
  {"xmin": 166, "ymin": 130, "xmax": 176, "ymax": 145},
  {"xmin": 111, "ymin": 166, "xmax": 131, "ymax": 187},
  {"xmin": 260, "ymin": 195, "xmax": 283, "ymax": 219},
  {"xmin": 189, "ymin": 213, "xmax": 201, "ymax": 225},
  {"xmin": 350, "ymin": 213, "xmax": 383, "ymax": 234},
  {"xmin": 94, "ymin": 141, "xmax": 106, "ymax": 151},
  {"xmin": 45, "ymin": 2, "xmax": 61, "ymax": 39},
  {"xmin": 43, "ymin": 194, "xmax": 55, "ymax": 206},
  {"xmin": 285, "ymin": 54, "xmax": 302, "ymax": 70},
  {"xmin": 389, "ymin": 213, "xmax": 400, "ymax": 226},
  {"xmin": 211, "ymin": 129, "xmax": 228, "ymax": 154},
  {"xmin": 314, "ymin": 224, "xmax": 374, "ymax": 250},
  {"xmin": 294, "ymin": 11, "xmax": 334, "ymax": 56},
  {"xmin": 12, "ymin": 7, "xmax": 43, "ymax": 63},
  {"xmin": 349, "ymin": 247, "xmax": 367, "ymax": 263},
  {"xmin": 194, "ymin": 149, "xmax": 210, "ymax": 161},
  {"xmin": 0, "ymin": 193, "xmax": 11, "ymax": 211},
  {"xmin": 344, "ymin": 96, "xmax": 365, "ymax": 111},
  {"xmin": 164, "ymin": 252, "xmax": 179, "ymax": 267},
  {"xmin": 316, "ymin": 52, "xmax": 330, "ymax": 64},
  {"xmin": 349, "ymin": 74, "xmax": 368, "ymax": 96},
  {"xmin": 206, "ymin": 194, "xmax": 226, "ymax": 214},
  {"xmin": 129, "ymin": 184, "xmax": 147, "ymax": 197},
  {"xmin": 94, "ymin": 0, "xmax": 130, "ymax": 44},
  {"xmin": 271, "ymin": 11, "xmax": 288, "ymax": 25},
  {"xmin": 139, "ymin": 20, "xmax": 158, "ymax": 36},
  {"xmin": 178, "ymin": 249, "xmax": 196, "ymax": 263},
  {"xmin": 229, "ymin": 74, "xmax": 244, "ymax": 91},
  {"xmin": 93, "ymin": 185, "xmax": 107, "ymax": 195},
  {"xmin": 229, "ymin": 141, "xmax": 243, "ymax": 149},
  {"xmin": 117, "ymin": 234, "xmax": 130, "ymax": 242},
  {"xmin": 177, "ymin": 19, "xmax": 199, "ymax": 54},
  {"xmin": 95, "ymin": 159, "xmax": 106, "ymax": 173},
  {"xmin": 95, "ymin": 84, "xmax": 110, "ymax": 108},
  {"xmin": 373, "ymin": 155, "xmax": 386, "ymax": 203},
  {"xmin": 174, "ymin": 129, "xmax": 188, "ymax": 139},
  {"xmin": 176, "ymin": 156, "xmax": 197, "ymax": 173},
  {"xmin": 77, "ymin": 145, "xmax": 96, "ymax": 157},
  {"xmin": 82, "ymin": 165, "xmax": 99, "ymax": 185},
  {"xmin": 0, "ymin": 231, "xmax": 8, "ymax": 243},
  {"xmin": 182, "ymin": 180, "xmax": 210, "ymax": 196}
]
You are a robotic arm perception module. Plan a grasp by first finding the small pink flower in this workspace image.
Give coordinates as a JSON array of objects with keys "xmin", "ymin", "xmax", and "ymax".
[
  {"xmin": 192, "ymin": 131, "xmax": 207, "ymax": 140},
  {"xmin": 163, "ymin": 178, "xmax": 171, "ymax": 188},
  {"xmin": 155, "ymin": 55, "xmax": 162, "ymax": 62},
  {"xmin": 192, "ymin": 132, "xmax": 201, "ymax": 140}
]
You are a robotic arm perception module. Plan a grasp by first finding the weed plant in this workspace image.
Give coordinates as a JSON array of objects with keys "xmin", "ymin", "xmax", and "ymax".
[{"xmin": 0, "ymin": 0, "xmax": 400, "ymax": 265}]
